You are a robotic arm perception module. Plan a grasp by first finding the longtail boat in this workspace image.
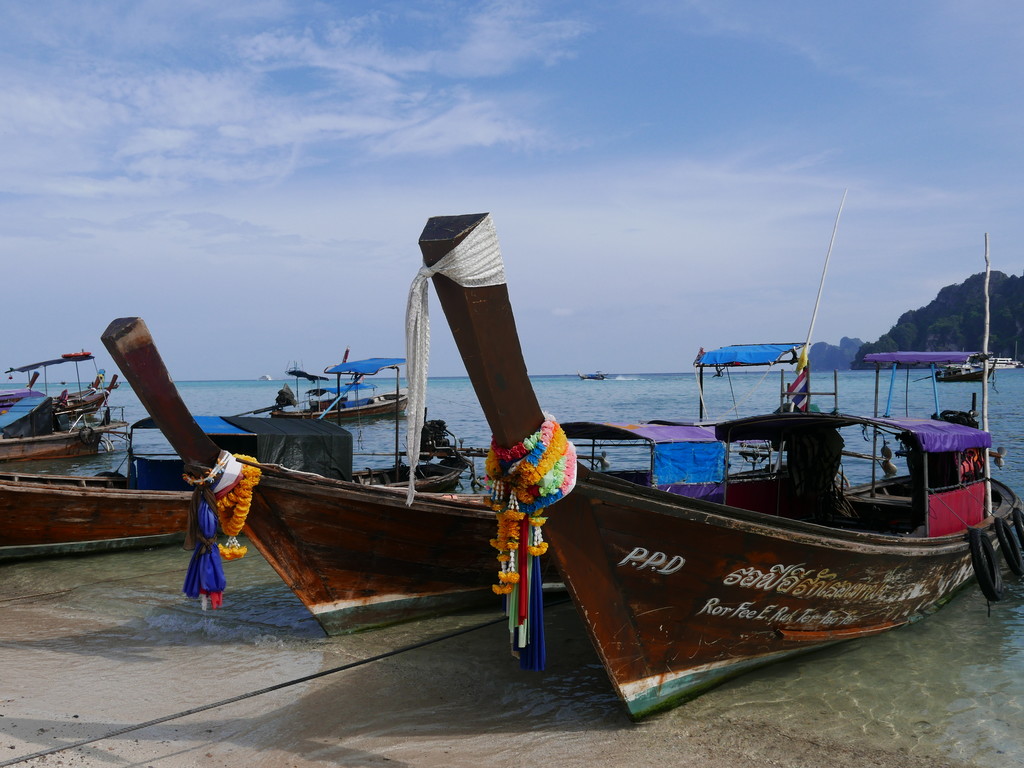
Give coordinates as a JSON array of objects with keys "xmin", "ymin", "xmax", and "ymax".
[
  {"xmin": 0, "ymin": 393, "xmax": 126, "ymax": 463},
  {"xmin": 100, "ymin": 318, "xmax": 497, "ymax": 634},
  {"xmin": 0, "ymin": 471, "xmax": 187, "ymax": 561},
  {"xmin": 415, "ymin": 212, "xmax": 1024, "ymax": 719},
  {"xmin": 270, "ymin": 357, "xmax": 408, "ymax": 421},
  {"xmin": 0, "ymin": 415, "xmax": 469, "ymax": 563},
  {"xmin": 5, "ymin": 353, "xmax": 120, "ymax": 419}
]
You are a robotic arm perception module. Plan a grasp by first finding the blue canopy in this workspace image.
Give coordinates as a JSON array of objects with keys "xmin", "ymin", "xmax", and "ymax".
[
  {"xmin": 863, "ymin": 351, "xmax": 979, "ymax": 366},
  {"xmin": 324, "ymin": 357, "xmax": 405, "ymax": 375},
  {"xmin": 696, "ymin": 343, "xmax": 803, "ymax": 367},
  {"xmin": 133, "ymin": 415, "xmax": 253, "ymax": 434}
]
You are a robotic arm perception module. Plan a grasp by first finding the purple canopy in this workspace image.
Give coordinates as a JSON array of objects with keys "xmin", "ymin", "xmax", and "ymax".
[
  {"xmin": 715, "ymin": 412, "xmax": 990, "ymax": 453},
  {"xmin": 0, "ymin": 388, "xmax": 43, "ymax": 405},
  {"xmin": 863, "ymin": 351, "xmax": 979, "ymax": 366},
  {"xmin": 879, "ymin": 417, "xmax": 991, "ymax": 452}
]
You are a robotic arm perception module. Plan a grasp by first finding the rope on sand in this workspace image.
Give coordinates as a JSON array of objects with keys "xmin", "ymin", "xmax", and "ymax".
[{"xmin": 0, "ymin": 607, "xmax": 555, "ymax": 767}]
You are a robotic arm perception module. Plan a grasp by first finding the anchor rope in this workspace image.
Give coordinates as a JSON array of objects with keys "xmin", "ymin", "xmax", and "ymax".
[{"xmin": 0, "ymin": 601, "xmax": 569, "ymax": 767}]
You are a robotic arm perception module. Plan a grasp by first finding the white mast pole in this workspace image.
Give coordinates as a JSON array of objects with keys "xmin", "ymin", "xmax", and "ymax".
[
  {"xmin": 982, "ymin": 233, "xmax": 992, "ymax": 515},
  {"xmin": 803, "ymin": 189, "xmax": 847, "ymax": 353}
]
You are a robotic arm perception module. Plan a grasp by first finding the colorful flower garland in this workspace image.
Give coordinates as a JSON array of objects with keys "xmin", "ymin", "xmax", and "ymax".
[{"xmin": 485, "ymin": 415, "xmax": 577, "ymax": 670}]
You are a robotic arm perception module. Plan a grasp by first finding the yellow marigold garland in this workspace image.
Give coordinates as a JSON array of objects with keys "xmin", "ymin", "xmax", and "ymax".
[{"xmin": 215, "ymin": 455, "xmax": 261, "ymax": 560}]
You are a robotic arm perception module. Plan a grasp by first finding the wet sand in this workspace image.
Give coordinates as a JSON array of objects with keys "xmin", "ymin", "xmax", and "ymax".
[{"xmin": 0, "ymin": 547, "xmax": 983, "ymax": 768}]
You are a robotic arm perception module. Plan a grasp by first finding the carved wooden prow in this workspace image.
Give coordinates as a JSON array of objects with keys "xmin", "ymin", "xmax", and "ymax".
[
  {"xmin": 418, "ymin": 213, "xmax": 545, "ymax": 449},
  {"xmin": 101, "ymin": 317, "xmax": 221, "ymax": 471}
]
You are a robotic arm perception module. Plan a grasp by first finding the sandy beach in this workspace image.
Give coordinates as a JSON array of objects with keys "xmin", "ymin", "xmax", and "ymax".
[{"xmin": 0, "ymin": 543, "xmax": 988, "ymax": 768}]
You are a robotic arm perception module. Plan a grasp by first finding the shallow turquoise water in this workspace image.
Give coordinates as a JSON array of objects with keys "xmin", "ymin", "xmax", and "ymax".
[{"xmin": 6, "ymin": 368, "xmax": 1024, "ymax": 765}]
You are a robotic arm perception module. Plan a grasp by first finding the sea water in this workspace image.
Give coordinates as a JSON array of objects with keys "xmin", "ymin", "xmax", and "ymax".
[{"xmin": 3, "ymin": 369, "xmax": 1024, "ymax": 766}]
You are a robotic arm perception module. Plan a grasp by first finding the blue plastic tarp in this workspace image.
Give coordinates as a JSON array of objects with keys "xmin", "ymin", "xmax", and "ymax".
[{"xmin": 653, "ymin": 441, "xmax": 726, "ymax": 484}]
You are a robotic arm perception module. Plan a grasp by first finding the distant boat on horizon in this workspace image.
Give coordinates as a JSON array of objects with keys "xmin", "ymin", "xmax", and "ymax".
[{"xmin": 258, "ymin": 374, "xmax": 273, "ymax": 380}]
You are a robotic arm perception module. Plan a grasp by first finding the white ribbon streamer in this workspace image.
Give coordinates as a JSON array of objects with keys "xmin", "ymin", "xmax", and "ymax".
[{"xmin": 404, "ymin": 214, "xmax": 506, "ymax": 504}]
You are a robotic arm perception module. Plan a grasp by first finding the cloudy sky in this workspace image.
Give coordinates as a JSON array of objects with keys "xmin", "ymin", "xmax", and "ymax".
[{"xmin": 2, "ymin": 1, "xmax": 1021, "ymax": 381}]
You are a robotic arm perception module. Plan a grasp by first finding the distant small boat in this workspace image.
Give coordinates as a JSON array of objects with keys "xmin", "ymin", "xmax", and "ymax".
[
  {"xmin": 271, "ymin": 357, "xmax": 408, "ymax": 421},
  {"xmin": 577, "ymin": 371, "xmax": 607, "ymax": 380},
  {"xmin": 990, "ymin": 357, "xmax": 1023, "ymax": 370},
  {"xmin": 258, "ymin": 374, "xmax": 273, "ymax": 381},
  {"xmin": 936, "ymin": 363, "xmax": 991, "ymax": 383}
]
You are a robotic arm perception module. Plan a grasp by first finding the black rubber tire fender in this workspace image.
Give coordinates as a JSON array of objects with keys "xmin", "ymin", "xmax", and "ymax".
[
  {"xmin": 78, "ymin": 425, "xmax": 96, "ymax": 445},
  {"xmin": 1012, "ymin": 508, "xmax": 1024, "ymax": 550},
  {"xmin": 995, "ymin": 517, "xmax": 1024, "ymax": 577},
  {"xmin": 968, "ymin": 527, "xmax": 1004, "ymax": 602}
]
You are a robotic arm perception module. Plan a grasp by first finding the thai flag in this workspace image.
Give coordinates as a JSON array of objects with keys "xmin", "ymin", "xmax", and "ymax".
[{"xmin": 787, "ymin": 346, "xmax": 810, "ymax": 411}]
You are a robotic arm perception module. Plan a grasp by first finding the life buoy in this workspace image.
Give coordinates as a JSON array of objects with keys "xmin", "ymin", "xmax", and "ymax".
[
  {"xmin": 994, "ymin": 517, "xmax": 1024, "ymax": 577},
  {"xmin": 62, "ymin": 351, "xmax": 91, "ymax": 359},
  {"xmin": 968, "ymin": 527, "xmax": 1004, "ymax": 602}
]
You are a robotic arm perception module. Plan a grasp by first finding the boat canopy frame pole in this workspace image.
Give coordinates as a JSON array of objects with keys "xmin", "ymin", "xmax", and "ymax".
[
  {"xmin": 698, "ymin": 366, "xmax": 705, "ymax": 421},
  {"xmin": 880, "ymin": 362, "xmax": 940, "ymax": 420},
  {"xmin": 928, "ymin": 364, "xmax": 940, "ymax": 417},
  {"xmin": 394, "ymin": 365, "xmax": 401, "ymax": 476}
]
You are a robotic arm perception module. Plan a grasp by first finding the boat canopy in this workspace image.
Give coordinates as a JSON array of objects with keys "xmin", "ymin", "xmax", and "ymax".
[
  {"xmin": 863, "ymin": 351, "xmax": 980, "ymax": 366},
  {"xmin": 286, "ymin": 368, "xmax": 328, "ymax": 381},
  {"xmin": 307, "ymin": 384, "xmax": 376, "ymax": 397},
  {"xmin": 324, "ymin": 357, "xmax": 405, "ymax": 376},
  {"xmin": 0, "ymin": 388, "xmax": 44, "ymax": 403},
  {"xmin": 715, "ymin": 412, "xmax": 991, "ymax": 453},
  {"xmin": 6, "ymin": 355, "xmax": 95, "ymax": 373},
  {"xmin": 695, "ymin": 343, "xmax": 802, "ymax": 368}
]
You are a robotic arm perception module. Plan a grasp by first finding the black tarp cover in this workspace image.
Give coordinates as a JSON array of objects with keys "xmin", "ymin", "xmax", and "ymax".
[
  {"xmin": 1, "ymin": 395, "xmax": 55, "ymax": 439},
  {"xmin": 216, "ymin": 416, "xmax": 354, "ymax": 481},
  {"xmin": 132, "ymin": 415, "xmax": 355, "ymax": 481}
]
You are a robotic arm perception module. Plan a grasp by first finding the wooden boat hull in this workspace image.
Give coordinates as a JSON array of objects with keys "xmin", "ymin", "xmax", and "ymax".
[
  {"xmin": 0, "ymin": 421, "xmax": 127, "ymax": 462},
  {"xmin": 270, "ymin": 393, "xmax": 408, "ymax": 421},
  {"xmin": 416, "ymin": 212, "xmax": 1024, "ymax": 719},
  {"xmin": 937, "ymin": 370, "xmax": 986, "ymax": 382},
  {"xmin": 233, "ymin": 463, "xmax": 497, "ymax": 634},
  {"xmin": 0, "ymin": 472, "xmax": 187, "ymax": 561},
  {"xmin": 351, "ymin": 454, "xmax": 470, "ymax": 493},
  {"xmin": 0, "ymin": 456, "xmax": 470, "ymax": 566},
  {"xmin": 544, "ymin": 472, "xmax": 1017, "ymax": 718}
]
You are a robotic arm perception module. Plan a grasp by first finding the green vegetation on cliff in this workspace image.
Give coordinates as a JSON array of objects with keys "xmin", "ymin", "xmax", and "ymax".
[{"xmin": 853, "ymin": 271, "xmax": 1024, "ymax": 366}]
